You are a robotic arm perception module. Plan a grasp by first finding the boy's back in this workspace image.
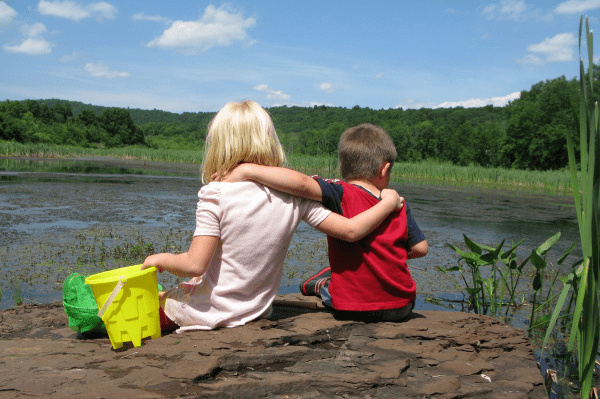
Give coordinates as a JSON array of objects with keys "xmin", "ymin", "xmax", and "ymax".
[{"xmin": 316, "ymin": 178, "xmax": 417, "ymax": 311}]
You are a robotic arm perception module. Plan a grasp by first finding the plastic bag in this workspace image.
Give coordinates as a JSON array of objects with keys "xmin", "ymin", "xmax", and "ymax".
[{"xmin": 62, "ymin": 273, "xmax": 106, "ymax": 335}]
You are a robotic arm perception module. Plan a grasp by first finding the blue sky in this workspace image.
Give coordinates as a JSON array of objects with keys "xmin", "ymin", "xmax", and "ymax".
[{"xmin": 1, "ymin": 1, "xmax": 600, "ymax": 113}]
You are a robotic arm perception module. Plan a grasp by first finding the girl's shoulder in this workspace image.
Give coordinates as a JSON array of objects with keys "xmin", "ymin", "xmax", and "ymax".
[{"xmin": 199, "ymin": 181, "xmax": 273, "ymax": 198}]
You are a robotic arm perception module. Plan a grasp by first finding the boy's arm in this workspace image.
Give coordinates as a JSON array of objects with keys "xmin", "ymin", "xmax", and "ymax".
[
  {"xmin": 217, "ymin": 163, "xmax": 322, "ymax": 202},
  {"xmin": 405, "ymin": 203, "xmax": 428, "ymax": 259},
  {"xmin": 407, "ymin": 240, "xmax": 428, "ymax": 259},
  {"xmin": 314, "ymin": 188, "xmax": 403, "ymax": 242}
]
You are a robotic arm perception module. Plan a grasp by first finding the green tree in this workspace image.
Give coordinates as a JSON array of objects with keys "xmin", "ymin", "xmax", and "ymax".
[
  {"xmin": 78, "ymin": 109, "xmax": 97, "ymax": 127},
  {"xmin": 99, "ymin": 108, "xmax": 144, "ymax": 146}
]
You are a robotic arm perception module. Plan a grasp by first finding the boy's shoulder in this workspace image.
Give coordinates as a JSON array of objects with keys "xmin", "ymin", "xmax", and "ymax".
[{"xmin": 311, "ymin": 175, "xmax": 342, "ymax": 184}]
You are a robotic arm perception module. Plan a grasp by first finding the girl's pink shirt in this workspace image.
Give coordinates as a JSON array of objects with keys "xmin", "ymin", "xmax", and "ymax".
[{"xmin": 164, "ymin": 181, "xmax": 330, "ymax": 331}]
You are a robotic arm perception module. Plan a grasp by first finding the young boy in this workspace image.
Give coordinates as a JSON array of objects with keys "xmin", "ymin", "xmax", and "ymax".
[{"xmin": 221, "ymin": 123, "xmax": 428, "ymax": 322}]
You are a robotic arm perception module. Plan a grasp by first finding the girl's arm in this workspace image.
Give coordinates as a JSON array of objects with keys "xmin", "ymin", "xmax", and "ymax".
[
  {"xmin": 141, "ymin": 235, "xmax": 219, "ymax": 278},
  {"xmin": 216, "ymin": 163, "xmax": 322, "ymax": 201},
  {"xmin": 314, "ymin": 188, "xmax": 403, "ymax": 242}
]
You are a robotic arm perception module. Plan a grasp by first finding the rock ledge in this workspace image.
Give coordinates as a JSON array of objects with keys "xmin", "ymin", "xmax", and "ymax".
[{"xmin": 0, "ymin": 294, "xmax": 545, "ymax": 398}]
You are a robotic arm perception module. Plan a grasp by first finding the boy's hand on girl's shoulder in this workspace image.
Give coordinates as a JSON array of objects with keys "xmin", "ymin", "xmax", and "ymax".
[
  {"xmin": 381, "ymin": 188, "xmax": 404, "ymax": 210},
  {"xmin": 211, "ymin": 163, "xmax": 252, "ymax": 183}
]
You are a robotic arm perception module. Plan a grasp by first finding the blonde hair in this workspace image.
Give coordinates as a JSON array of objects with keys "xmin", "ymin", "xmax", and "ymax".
[
  {"xmin": 201, "ymin": 100, "xmax": 285, "ymax": 183},
  {"xmin": 338, "ymin": 124, "xmax": 397, "ymax": 180}
]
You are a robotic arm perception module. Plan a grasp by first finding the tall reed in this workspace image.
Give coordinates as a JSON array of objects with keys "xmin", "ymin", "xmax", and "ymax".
[{"xmin": 542, "ymin": 17, "xmax": 600, "ymax": 399}]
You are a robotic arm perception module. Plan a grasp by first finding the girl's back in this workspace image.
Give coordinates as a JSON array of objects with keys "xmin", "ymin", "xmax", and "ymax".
[{"xmin": 166, "ymin": 181, "xmax": 329, "ymax": 331}]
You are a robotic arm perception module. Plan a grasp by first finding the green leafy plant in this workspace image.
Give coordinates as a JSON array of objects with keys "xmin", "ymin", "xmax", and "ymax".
[
  {"xmin": 541, "ymin": 16, "xmax": 600, "ymax": 399},
  {"xmin": 441, "ymin": 235, "xmax": 523, "ymax": 316},
  {"xmin": 12, "ymin": 284, "xmax": 22, "ymax": 306},
  {"xmin": 441, "ymin": 233, "xmax": 564, "ymax": 322}
]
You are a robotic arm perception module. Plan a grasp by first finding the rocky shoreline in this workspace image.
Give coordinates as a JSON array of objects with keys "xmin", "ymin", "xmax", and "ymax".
[{"xmin": 0, "ymin": 294, "xmax": 546, "ymax": 398}]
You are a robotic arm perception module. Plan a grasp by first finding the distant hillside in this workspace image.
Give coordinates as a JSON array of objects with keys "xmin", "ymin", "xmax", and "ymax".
[
  {"xmin": 12, "ymin": 72, "xmax": 583, "ymax": 171},
  {"xmin": 29, "ymin": 99, "xmax": 215, "ymax": 126}
]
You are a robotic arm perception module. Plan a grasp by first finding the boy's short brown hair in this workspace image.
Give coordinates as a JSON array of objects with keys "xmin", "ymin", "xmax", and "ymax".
[{"xmin": 338, "ymin": 124, "xmax": 397, "ymax": 180}]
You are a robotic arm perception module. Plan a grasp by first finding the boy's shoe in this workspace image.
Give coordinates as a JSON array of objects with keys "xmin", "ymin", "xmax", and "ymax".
[{"xmin": 300, "ymin": 267, "xmax": 331, "ymax": 297}]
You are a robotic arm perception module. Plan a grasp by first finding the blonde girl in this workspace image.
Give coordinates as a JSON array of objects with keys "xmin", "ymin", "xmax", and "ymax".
[{"xmin": 142, "ymin": 100, "xmax": 402, "ymax": 332}]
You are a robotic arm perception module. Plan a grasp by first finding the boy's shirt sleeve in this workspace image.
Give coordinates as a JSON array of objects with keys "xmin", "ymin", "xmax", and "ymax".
[
  {"xmin": 312, "ymin": 176, "xmax": 344, "ymax": 215},
  {"xmin": 405, "ymin": 203, "xmax": 426, "ymax": 247}
]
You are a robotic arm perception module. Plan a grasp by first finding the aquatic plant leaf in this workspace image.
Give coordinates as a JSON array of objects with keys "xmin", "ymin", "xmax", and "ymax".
[
  {"xmin": 557, "ymin": 242, "xmax": 577, "ymax": 265},
  {"xmin": 517, "ymin": 255, "xmax": 531, "ymax": 272},
  {"xmin": 437, "ymin": 265, "xmax": 461, "ymax": 273},
  {"xmin": 530, "ymin": 250, "xmax": 546, "ymax": 270},
  {"xmin": 480, "ymin": 252, "xmax": 497, "ymax": 264},
  {"xmin": 463, "ymin": 235, "xmax": 482, "ymax": 255},
  {"xmin": 465, "ymin": 287, "xmax": 480, "ymax": 296},
  {"xmin": 531, "ymin": 314, "xmax": 552, "ymax": 330},
  {"xmin": 536, "ymin": 232, "xmax": 561, "ymax": 256},
  {"xmin": 446, "ymin": 243, "xmax": 466, "ymax": 256},
  {"xmin": 533, "ymin": 272, "xmax": 542, "ymax": 291},
  {"xmin": 541, "ymin": 272, "xmax": 575, "ymax": 357},
  {"xmin": 500, "ymin": 239, "xmax": 525, "ymax": 259}
]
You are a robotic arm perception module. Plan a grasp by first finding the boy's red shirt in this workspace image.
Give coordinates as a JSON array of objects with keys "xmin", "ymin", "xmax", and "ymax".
[{"xmin": 315, "ymin": 178, "xmax": 416, "ymax": 311}]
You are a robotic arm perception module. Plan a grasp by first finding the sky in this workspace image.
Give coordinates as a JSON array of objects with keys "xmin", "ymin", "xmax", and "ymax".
[{"xmin": 1, "ymin": 1, "xmax": 600, "ymax": 113}]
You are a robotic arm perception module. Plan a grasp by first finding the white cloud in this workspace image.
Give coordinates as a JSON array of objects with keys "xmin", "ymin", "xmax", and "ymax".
[
  {"xmin": 22, "ymin": 22, "xmax": 48, "ymax": 37},
  {"xmin": 523, "ymin": 32, "xmax": 577, "ymax": 64},
  {"xmin": 481, "ymin": 0, "xmax": 545, "ymax": 21},
  {"xmin": 60, "ymin": 51, "xmax": 79, "ymax": 62},
  {"xmin": 555, "ymin": 0, "xmax": 600, "ymax": 14},
  {"xmin": 396, "ymin": 92, "xmax": 521, "ymax": 110},
  {"xmin": 132, "ymin": 12, "xmax": 172, "ymax": 25},
  {"xmin": 308, "ymin": 101, "xmax": 335, "ymax": 107},
  {"xmin": 516, "ymin": 53, "xmax": 544, "ymax": 65},
  {"xmin": 319, "ymin": 82, "xmax": 336, "ymax": 93},
  {"xmin": 38, "ymin": 0, "xmax": 117, "ymax": 22},
  {"xmin": 84, "ymin": 62, "xmax": 130, "ymax": 78},
  {"xmin": 253, "ymin": 84, "xmax": 290, "ymax": 101},
  {"xmin": 4, "ymin": 38, "xmax": 53, "ymax": 55},
  {"xmin": 3, "ymin": 22, "xmax": 53, "ymax": 55},
  {"xmin": 395, "ymin": 98, "xmax": 437, "ymax": 110},
  {"xmin": 435, "ymin": 92, "xmax": 521, "ymax": 108},
  {"xmin": 146, "ymin": 5, "xmax": 256, "ymax": 53},
  {"xmin": 374, "ymin": 73, "xmax": 383, "ymax": 79},
  {"xmin": 0, "ymin": 2, "xmax": 17, "ymax": 22}
]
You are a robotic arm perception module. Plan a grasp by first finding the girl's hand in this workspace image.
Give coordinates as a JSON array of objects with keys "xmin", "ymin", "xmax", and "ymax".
[
  {"xmin": 142, "ymin": 254, "xmax": 164, "ymax": 273},
  {"xmin": 381, "ymin": 189, "xmax": 404, "ymax": 210}
]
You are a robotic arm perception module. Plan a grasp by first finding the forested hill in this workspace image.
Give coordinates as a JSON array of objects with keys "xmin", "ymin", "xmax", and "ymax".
[{"xmin": 2, "ymin": 71, "xmax": 596, "ymax": 171}]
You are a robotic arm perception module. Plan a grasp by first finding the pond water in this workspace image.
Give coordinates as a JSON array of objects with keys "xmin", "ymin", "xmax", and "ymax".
[{"xmin": 0, "ymin": 157, "xmax": 581, "ymax": 325}]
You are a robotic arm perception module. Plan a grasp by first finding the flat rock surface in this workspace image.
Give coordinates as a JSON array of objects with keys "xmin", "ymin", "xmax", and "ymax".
[{"xmin": 0, "ymin": 294, "xmax": 546, "ymax": 398}]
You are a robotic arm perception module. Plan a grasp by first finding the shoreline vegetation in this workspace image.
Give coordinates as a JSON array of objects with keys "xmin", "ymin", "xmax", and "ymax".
[{"xmin": 0, "ymin": 139, "xmax": 574, "ymax": 194}]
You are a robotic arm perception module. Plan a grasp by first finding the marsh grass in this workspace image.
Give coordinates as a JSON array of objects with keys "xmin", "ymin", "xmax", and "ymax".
[
  {"xmin": 1, "ymin": 139, "xmax": 575, "ymax": 193},
  {"xmin": 393, "ymin": 161, "xmax": 573, "ymax": 193},
  {"xmin": 0, "ymin": 140, "xmax": 203, "ymax": 163}
]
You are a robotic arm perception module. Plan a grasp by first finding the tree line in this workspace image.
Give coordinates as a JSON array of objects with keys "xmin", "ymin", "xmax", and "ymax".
[{"xmin": 1, "ymin": 69, "xmax": 598, "ymax": 171}]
